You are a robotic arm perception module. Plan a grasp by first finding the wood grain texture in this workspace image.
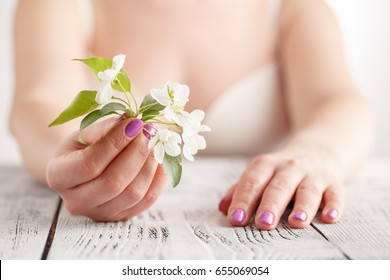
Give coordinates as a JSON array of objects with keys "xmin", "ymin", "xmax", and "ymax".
[
  {"xmin": 3, "ymin": 158, "xmax": 390, "ymax": 259},
  {"xmin": 0, "ymin": 166, "xmax": 59, "ymax": 259},
  {"xmin": 48, "ymin": 158, "xmax": 345, "ymax": 259},
  {"xmin": 312, "ymin": 158, "xmax": 390, "ymax": 259}
]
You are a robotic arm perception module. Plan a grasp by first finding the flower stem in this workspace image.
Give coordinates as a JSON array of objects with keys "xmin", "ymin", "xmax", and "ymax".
[{"xmin": 138, "ymin": 102, "xmax": 160, "ymax": 113}]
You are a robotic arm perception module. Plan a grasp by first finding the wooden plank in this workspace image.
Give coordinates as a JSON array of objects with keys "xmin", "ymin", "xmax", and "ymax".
[
  {"xmin": 49, "ymin": 158, "xmax": 345, "ymax": 259},
  {"xmin": 0, "ymin": 166, "xmax": 59, "ymax": 259},
  {"xmin": 313, "ymin": 158, "xmax": 390, "ymax": 259}
]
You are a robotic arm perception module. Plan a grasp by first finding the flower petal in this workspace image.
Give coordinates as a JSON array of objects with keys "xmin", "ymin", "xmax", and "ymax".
[
  {"xmin": 163, "ymin": 106, "xmax": 174, "ymax": 121},
  {"xmin": 154, "ymin": 142, "xmax": 165, "ymax": 164},
  {"xmin": 112, "ymin": 54, "xmax": 126, "ymax": 72},
  {"xmin": 96, "ymin": 81, "xmax": 113, "ymax": 105},
  {"xmin": 183, "ymin": 144, "xmax": 194, "ymax": 162},
  {"xmin": 98, "ymin": 69, "xmax": 116, "ymax": 81},
  {"xmin": 173, "ymin": 85, "xmax": 190, "ymax": 106},
  {"xmin": 148, "ymin": 135, "xmax": 158, "ymax": 150},
  {"xmin": 151, "ymin": 88, "xmax": 171, "ymax": 106},
  {"xmin": 172, "ymin": 112, "xmax": 190, "ymax": 127},
  {"xmin": 165, "ymin": 141, "xmax": 181, "ymax": 157},
  {"xmin": 190, "ymin": 109, "xmax": 205, "ymax": 123},
  {"xmin": 200, "ymin": 125, "xmax": 211, "ymax": 132},
  {"xmin": 193, "ymin": 134, "xmax": 206, "ymax": 149},
  {"xmin": 170, "ymin": 131, "xmax": 182, "ymax": 143}
]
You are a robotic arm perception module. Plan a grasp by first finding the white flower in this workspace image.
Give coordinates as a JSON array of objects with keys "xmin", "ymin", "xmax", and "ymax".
[
  {"xmin": 150, "ymin": 81, "xmax": 190, "ymax": 125},
  {"xmin": 182, "ymin": 110, "xmax": 210, "ymax": 161},
  {"xmin": 95, "ymin": 54, "xmax": 126, "ymax": 105},
  {"xmin": 148, "ymin": 129, "xmax": 182, "ymax": 164}
]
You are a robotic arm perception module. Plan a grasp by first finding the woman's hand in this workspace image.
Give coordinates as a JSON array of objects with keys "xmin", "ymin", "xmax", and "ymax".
[
  {"xmin": 219, "ymin": 146, "xmax": 344, "ymax": 229},
  {"xmin": 46, "ymin": 118, "xmax": 168, "ymax": 222}
]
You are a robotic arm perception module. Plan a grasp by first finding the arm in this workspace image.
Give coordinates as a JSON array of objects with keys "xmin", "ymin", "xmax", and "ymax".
[
  {"xmin": 10, "ymin": 0, "xmax": 167, "ymax": 221},
  {"xmin": 220, "ymin": 0, "xmax": 373, "ymax": 230},
  {"xmin": 279, "ymin": 0, "xmax": 373, "ymax": 181},
  {"xmin": 11, "ymin": 0, "xmax": 90, "ymax": 183}
]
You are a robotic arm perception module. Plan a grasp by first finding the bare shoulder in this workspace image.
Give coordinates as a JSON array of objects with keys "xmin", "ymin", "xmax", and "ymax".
[{"xmin": 279, "ymin": 0, "xmax": 338, "ymax": 36}]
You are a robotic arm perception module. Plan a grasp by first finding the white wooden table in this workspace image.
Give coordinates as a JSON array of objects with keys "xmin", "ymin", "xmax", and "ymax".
[{"xmin": 1, "ymin": 157, "xmax": 390, "ymax": 260}]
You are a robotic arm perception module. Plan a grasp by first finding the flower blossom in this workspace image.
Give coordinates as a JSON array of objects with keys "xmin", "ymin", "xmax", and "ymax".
[
  {"xmin": 182, "ymin": 110, "xmax": 211, "ymax": 161},
  {"xmin": 95, "ymin": 54, "xmax": 126, "ymax": 105},
  {"xmin": 150, "ymin": 81, "xmax": 190, "ymax": 125},
  {"xmin": 148, "ymin": 129, "xmax": 182, "ymax": 164}
]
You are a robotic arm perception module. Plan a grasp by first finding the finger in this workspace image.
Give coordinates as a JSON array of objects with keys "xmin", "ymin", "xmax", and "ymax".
[
  {"xmin": 115, "ymin": 164, "xmax": 168, "ymax": 221},
  {"xmin": 94, "ymin": 151, "xmax": 158, "ymax": 219},
  {"xmin": 67, "ymin": 132, "xmax": 151, "ymax": 210},
  {"xmin": 288, "ymin": 177, "xmax": 324, "ymax": 228},
  {"xmin": 219, "ymin": 185, "xmax": 236, "ymax": 215},
  {"xmin": 321, "ymin": 185, "xmax": 344, "ymax": 223},
  {"xmin": 79, "ymin": 116, "xmax": 120, "ymax": 144},
  {"xmin": 47, "ymin": 118, "xmax": 144, "ymax": 189},
  {"xmin": 227, "ymin": 155, "xmax": 275, "ymax": 226},
  {"xmin": 255, "ymin": 164, "xmax": 305, "ymax": 230}
]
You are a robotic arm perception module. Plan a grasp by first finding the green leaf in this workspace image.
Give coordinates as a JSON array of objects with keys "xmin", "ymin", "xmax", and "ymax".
[
  {"xmin": 139, "ymin": 94, "xmax": 165, "ymax": 122},
  {"xmin": 49, "ymin": 90, "xmax": 98, "ymax": 127},
  {"xmin": 99, "ymin": 102, "xmax": 127, "ymax": 117},
  {"xmin": 163, "ymin": 154, "xmax": 182, "ymax": 187},
  {"xmin": 141, "ymin": 110, "xmax": 161, "ymax": 122},
  {"xmin": 74, "ymin": 57, "xmax": 131, "ymax": 92},
  {"xmin": 80, "ymin": 110, "xmax": 101, "ymax": 132},
  {"xmin": 140, "ymin": 94, "xmax": 165, "ymax": 111},
  {"xmin": 79, "ymin": 102, "xmax": 127, "ymax": 133}
]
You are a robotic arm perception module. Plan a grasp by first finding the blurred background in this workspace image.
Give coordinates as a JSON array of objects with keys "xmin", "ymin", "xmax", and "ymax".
[{"xmin": 1, "ymin": 0, "xmax": 390, "ymax": 165}]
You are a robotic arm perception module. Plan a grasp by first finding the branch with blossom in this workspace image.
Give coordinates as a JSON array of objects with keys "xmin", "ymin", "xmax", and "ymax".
[{"xmin": 49, "ymin": 54, "xmax": 210, "ymax": 187}]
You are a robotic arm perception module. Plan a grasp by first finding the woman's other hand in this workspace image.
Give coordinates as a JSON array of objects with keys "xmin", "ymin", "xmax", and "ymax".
[{"xmin": 219, "ymin": 146, "xmax": 344, "ymax": 229}]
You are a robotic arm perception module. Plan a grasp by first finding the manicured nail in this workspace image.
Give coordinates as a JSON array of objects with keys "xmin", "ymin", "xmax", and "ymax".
[
  {"xmin": 259, "ymin": 211, "xmax": 274, "ymax": 225},
  {"xmin": 125, "ymin": 119, "xmax": 143, "ymax": 138},
  {"xmin": 143, "ymin": 124, "xmax": 154, "ymax": 140},
  {"xmin": 231, "ymin": 209, "xmax": 246, "ymax": 223},
  {"xmin": 292, "ymin": 210, "xmax": 307, "ymax": 222},
  {"xmin": 326, "ymin": 208, "xmax": 338, "ymax": 220}
]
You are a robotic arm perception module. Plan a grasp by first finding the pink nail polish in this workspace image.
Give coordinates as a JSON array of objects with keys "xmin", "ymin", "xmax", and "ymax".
[
  {"xmin": 231, "ymin": 209, "xmax": 246, "ymax": 223},
  {"xmin": 292, "ymin": 210, "xmax": 307, "ymax": 222},
  {"xmin": 327, "ymin": 209, "xmax": 338, "ymax": 220},
  {"xmin": 259, "ymin": 211, "xmax": 274, "ymax": 225}
]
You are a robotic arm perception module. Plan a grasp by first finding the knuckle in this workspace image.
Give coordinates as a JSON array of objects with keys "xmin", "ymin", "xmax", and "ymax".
[
  {"xmin": 270, "ymin": 177, "xmax": 290, "ymax": 192},
  {"xmin": 299, "ymin": 184, "xmax": 321, "ymax": 197},
  {"xmin": 106, "ymin": 134, "xmax": 124, "ymax": 154},
  {"xmin": 101, "ymin": 174, "xmax": 124, "ymax": 195},
  {"xmin": 239, "ymin": 180, "xmax": 260, "ymax": 193},
  {"xmin": 143, "ymin": 191, "xmax": 160, "ymax": 206},
  {"xmin": 125, "ymin": 185, "xmax": 146, "ymax": 203},
  {"xmin": 134, "ymin": 141, "xmax": 150, "ymax": 159},
  {"xmin": 251, "ymin": 154, "xmax": 275, "ymax": 166},
  {"xmin": 80, "ymin": 154, "xmax": 101, "ymax": 178}
]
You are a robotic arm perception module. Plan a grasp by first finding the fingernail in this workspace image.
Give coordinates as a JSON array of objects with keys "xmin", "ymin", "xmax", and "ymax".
[
  {"xmin": 125, "ymin": 119, "xmax": 143, "ymax": 138},
  {"xmin": 259, "ymin": 211, "xmax": 274, "ymax": 225},
  {"xmin": 326, "ymin": 208, "xmax": 338, "ymax": 220},
  {"xmin": 292, "ymin": 210, "xmax": 307, "ymax": 222},
  {"xmin": 143, "ymin": 124, "xmax": 154, "ymax": 140},
  {"xmin": 218, "ymin": 198, "xmax": 225, "ymax": 212},
  {"xmin": 231, "ymin": 209, "xmax": 246, "ymax": 223}
]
